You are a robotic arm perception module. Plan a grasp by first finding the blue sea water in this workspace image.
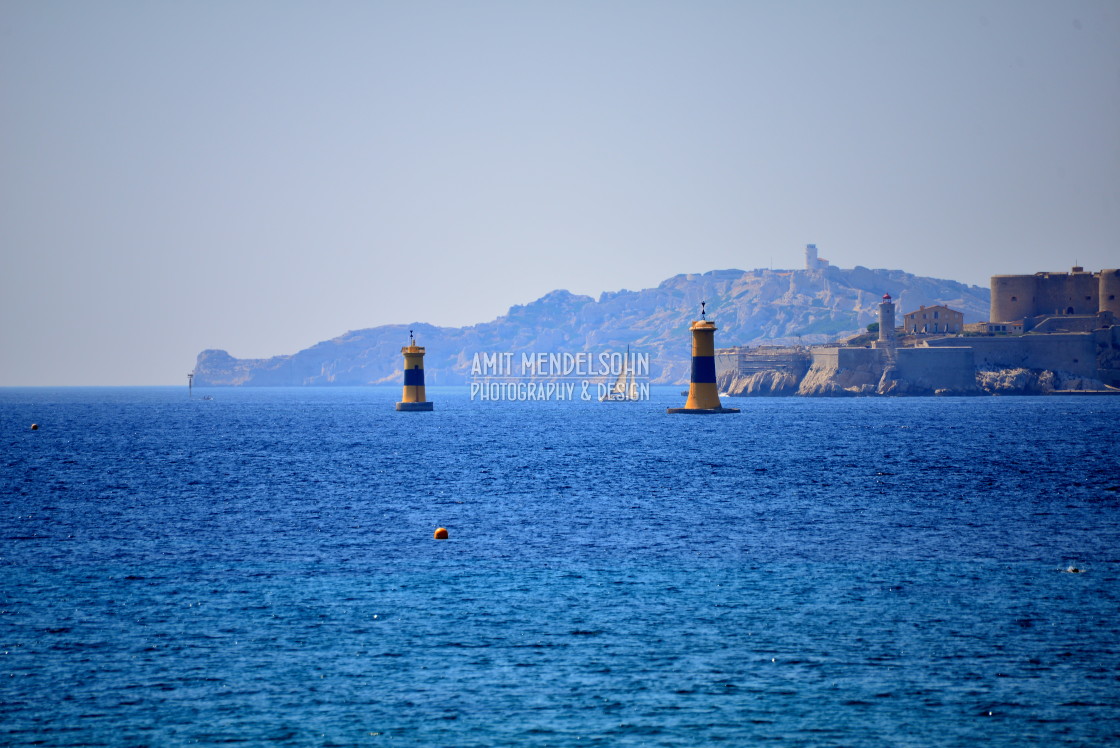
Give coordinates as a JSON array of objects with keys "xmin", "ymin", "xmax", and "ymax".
[{"xmin": 2, "ymin": 386, "xmax": 1119, "ymax": 746}]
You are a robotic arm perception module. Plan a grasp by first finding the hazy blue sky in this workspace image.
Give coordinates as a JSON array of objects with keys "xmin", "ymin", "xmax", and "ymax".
[{"xmin": 2, "ymin": 0, "xmax": 1117, "ymax": 385}]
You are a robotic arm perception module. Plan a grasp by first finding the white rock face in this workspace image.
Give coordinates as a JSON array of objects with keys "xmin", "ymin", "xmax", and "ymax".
[
  {"xmin": 976, "ymin": 368, "xmax": 1110, "ymax": 395},
  {"xmin": 720, "ymin": 370, "xmax": 803, "ymax": 397},
  {"xmin": 797, "ymin": 361, "xmax": 878, "ymax": 396}
]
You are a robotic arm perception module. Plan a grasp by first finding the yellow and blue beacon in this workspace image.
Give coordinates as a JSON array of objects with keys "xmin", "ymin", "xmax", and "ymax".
[
  {"xmin": 395, "ymin": 330, "xmax": 434, "ymax": 412},
  {"xmin": 667, "ymin": 302, "xmax": 740, "ymax": 415}
]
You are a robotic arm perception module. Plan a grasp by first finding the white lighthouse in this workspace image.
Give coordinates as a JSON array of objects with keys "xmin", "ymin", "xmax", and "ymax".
[{"xmin": 877, "ymin": 293, "xmax": 896, "ymax": 345}]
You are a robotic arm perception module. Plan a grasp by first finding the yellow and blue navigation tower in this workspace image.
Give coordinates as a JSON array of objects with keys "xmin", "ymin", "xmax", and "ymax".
[
  {"xmin": 396, "ymin": 330, "xmax": 434, "ymax": 412},
  {"xmin": 667, "ymin": 302, "xmax": 740, "ymax": 414}
]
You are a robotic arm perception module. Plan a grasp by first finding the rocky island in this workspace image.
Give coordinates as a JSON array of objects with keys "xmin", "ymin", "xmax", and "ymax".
[{"xmin": 717, "ymin": 265, "xmax": 1120, "ymax": 396}]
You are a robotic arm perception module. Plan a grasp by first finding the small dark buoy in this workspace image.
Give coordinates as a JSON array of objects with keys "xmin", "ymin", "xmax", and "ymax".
[
  {"xmin": 433, "ymin": 527, "xmax": 448, "ymax": 540},
  {"xmin": 30, "ymin": 423, "xmax": 39, "ymax": 431}
]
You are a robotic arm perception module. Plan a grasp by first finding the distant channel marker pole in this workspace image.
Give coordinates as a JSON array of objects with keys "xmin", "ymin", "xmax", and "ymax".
[
  {"xmin": 667, "ymin": 302, "xmax": 740, "ymax": 414},
  {"xmin": 396, "ymin": 330, "xmax": 434, "ymax": 412}
]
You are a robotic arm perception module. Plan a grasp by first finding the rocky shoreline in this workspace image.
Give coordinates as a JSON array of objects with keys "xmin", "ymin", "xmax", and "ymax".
[{"xmin": 719, "ymin": 365, "xmax": 1117, "ymax": 397}]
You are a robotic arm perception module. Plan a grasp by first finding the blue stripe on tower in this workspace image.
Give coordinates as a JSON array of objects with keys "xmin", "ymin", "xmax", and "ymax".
[
  {"xmin": 404, "ymin": 368, "xmax": 425, "ymax": 386},
  {"xmin": 691, "ymin": 356, "xmax": 716, "ymax": 384}
]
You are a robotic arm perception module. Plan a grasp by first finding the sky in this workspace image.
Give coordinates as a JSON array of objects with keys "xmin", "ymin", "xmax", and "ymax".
[{"xmin": 1, "ymin": 0, "xmax": 1117, "ymax": 385}]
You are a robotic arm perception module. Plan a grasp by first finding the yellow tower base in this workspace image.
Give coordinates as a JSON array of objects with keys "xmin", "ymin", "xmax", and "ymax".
[
  {"xmin": 667, "ymin": 317, "xmax": 739, "ymax": 414},
  {"xmin": 395, "ymin": 401, "xmax": 433, "ymax": 411},
  {"xmin": 667, "ymin": 405, "xmax": 740, "ymax": 414}
]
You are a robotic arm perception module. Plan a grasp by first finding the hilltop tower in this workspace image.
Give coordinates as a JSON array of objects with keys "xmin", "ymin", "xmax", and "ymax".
[
  {"xmin": 805, "ymin": 243, "xmax": 829, "ymax": 271},
  {"xmin": 396, "ymin": 331, "xmax": 434, "ymax": 412},
  {"xmin": 667, "ymin": 302, "xmax": 740, "ymax": 414}
]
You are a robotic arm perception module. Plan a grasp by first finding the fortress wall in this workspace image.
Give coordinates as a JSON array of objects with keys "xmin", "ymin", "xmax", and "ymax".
[
  {"xmin": 1028, "ymin": 315, "xmax": 1102, "ymax": 334},
  {"xmin": 775, "ymin": 347, "xmax": 882, "ymax": 374},
  {"xmin": 896, "ymin": 347, "xmax": 977, "ymax": 391},
  {"xmin": 836, "ymin": 347, "xmax": 880, "ymax": 370},
  {"xmin": 924, "ymin": 334, "xmax": 1098, "ymax": 377},
  {"xmin": 804, "ymin": 346, "xmax": 876, "ymax": 378},
  {"xmin": 1035, "ymin": 272, "xmax": 1098, "ymax": 316},
  {"xmin": 715, "ymin": 352, "xmax": 739, "ymax": 378},
  {"xmin": 717, "ymin": 348, "xmax": 812, "ymax": 377},
  {"xmin": 811, "ymin": 348, "xmax": 840, "ymax": 369},
  {"xmin": 991, "ymin": 275, "xmax": 1037, "ymax": 322},
  {"xmin": 1097, "ymin": 325, "xmax": 1120, "ymax": 387},
  {"xmin": 1101, "ymin": 269, "xmax": 1120, "ymax": 316},
  {"xmin": 798, "ymin": 347, "xmax": 882, "ymax": 395}
]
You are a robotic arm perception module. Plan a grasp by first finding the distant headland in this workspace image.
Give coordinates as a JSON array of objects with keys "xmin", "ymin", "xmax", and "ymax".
[
  {"xmin": 192, "ymin": 255, "xmax": 990, "ymax": 389},
  {"xmin": 188, "ymin": 247, "xmax": 1120, "ymax": 396}
]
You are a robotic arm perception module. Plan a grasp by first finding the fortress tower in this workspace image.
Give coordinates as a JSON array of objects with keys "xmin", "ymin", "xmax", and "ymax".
[
  {"xmin": 1099, "ymin": 268, "xmax": 1120, "ymax": 316},
  {"xmin": 395, "ymin": 331, "xmax": 434, "ymax": 412},
  {"xmin": 667, "ymin": 302, "xmax": 740, "ymax": 414}
]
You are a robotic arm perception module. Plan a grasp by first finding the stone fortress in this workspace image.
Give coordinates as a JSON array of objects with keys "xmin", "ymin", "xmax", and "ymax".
[
  {"xmin": 991, "ymin": 267, "xmax": 1120, "ymax": 331},
  {"xmin": 717, "ymin": 254, "xmax": 1120, "ymax": 396}
]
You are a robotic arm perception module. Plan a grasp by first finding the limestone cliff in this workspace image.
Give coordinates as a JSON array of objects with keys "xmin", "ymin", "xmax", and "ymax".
[
  {"xmin": 717, "ymin": 369, "xmax": 803, "ymax": 397},
  {"xmin": 975, "ymin": 368, "xmax": 1112, "ymax": 395},
  {"xmin": 796, "ymin": 360, "xmax": 880, "ymax": 397}
]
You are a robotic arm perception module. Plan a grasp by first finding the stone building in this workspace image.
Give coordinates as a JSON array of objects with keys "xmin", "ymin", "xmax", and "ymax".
[
  {"xmin": 903, "ymin": 305, "xmax": 964, "ymax": 335},
  {"xmin": 963, "ymin": 321, "xmax": 1024, "ymax": 335}
]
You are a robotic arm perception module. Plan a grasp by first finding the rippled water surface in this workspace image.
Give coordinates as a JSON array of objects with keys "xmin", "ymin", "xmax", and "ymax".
[{"xmin": 2, "ymin": 387, "xmax": 1119, "ymax": 746}]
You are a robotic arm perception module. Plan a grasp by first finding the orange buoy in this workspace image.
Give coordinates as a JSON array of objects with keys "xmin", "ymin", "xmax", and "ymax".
[
  {"xmin": 433, "ymin": 527, "xmax": 448, "ymax": 540},
  {"xmin": 30, "ymin": 423, "xmax": 39, "ymax": 431}
]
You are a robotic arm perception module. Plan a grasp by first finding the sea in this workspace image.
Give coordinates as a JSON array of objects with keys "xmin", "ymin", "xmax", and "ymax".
[{"xmin": 2, "ymin": 386, "xmax": 1118, "ymax": 746}]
